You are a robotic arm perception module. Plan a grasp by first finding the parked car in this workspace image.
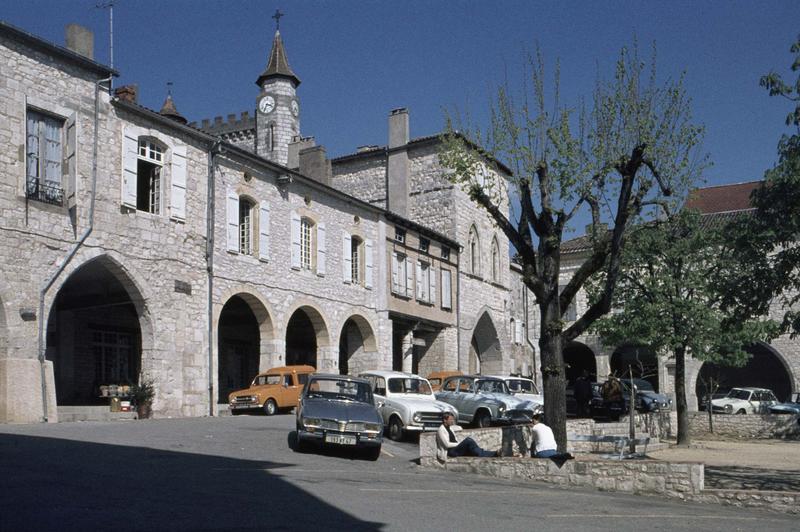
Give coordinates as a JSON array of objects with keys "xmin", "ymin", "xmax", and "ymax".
[
  {"xmin": 360, "ymin": 371, "xmax": 457, "ymax": 441},
  {"xmin": 621, "ymin": 378, "xmax": 672, "ymax": 413},
  {"xmin": 427, "ymin": 371, "xmax": 463, "ymax": 392},
  {"xmin": 567, "ymin": 381, "xmax": 602, "ymax": 417},
  {"xmin": 698, "ymin": 391, "xmax": 729, "ymax": 412},
  {"xmin": 768, "ymin": 392, "xmax": 800, "ymax": 415},
  {"xmin": 711, "ymin": 387, "xmax": 778, "ymax": 414},
  {"xmin": 435, "ymin": 375, "xmax": 541, "ymax": 428},
  {"xmin": 295, "ymin": 374, "xmax": 383, "ymax": 460},
  {"xmin": 491, "ymin": 375, "xmax": 544, "ymax": 406},
  {"xmin": 228, "ymin": 365, "xmax": 315, "ymax": 415}
]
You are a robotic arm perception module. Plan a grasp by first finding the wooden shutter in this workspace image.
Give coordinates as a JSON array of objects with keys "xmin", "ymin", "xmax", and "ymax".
[
  {"xmin": 405, "ymin": 257, "xmax": 414, "ymax": 298},
  {"xmin": 516, "ymin": 320, "xmax": 524, "ymax": 344},
  {"xmin": 416, "ymin": 261, "xmax": 423, "ymax": 300},
  {"xmin": 391, "ymin": 252, "xmax": 399, "ymax": 292},
  {"xmin": 365, "ymin": 238, "xmax": 373, "ymax": 289},
  {"xmin": 122, "ymin": 128, "xmax": 138, "ymax": 208},
  {"xmin": 430, "ymin": 264, "xmax": 437, "ymax": 304},
  {"xmin": 259, "ymin": 201, "xmax": 270, "ymax": 261},
  {"xmin": 226, "ymin": 187, "xmax": 239, "ymax": 252},
  {"xmin": 441, "ymin": 269, "xmax": 452, "ymax": 309},
  {"xmin": 291, "ymin": 211, "xmax": 301, "ymax": 269},
  {"xmin": 170, "ymin": 145, "xmax": 187, "ymax": 220},
  {"xmin": 316, "ymin": 222, "xmax": 326, "ymax": 276},
  {"xmin": 63, "ymin": 113, "xmax": 77, "ymax": 209},
  {"xmin": 342, "ymin": 231, "xmax": 352, "ymax": 283}
]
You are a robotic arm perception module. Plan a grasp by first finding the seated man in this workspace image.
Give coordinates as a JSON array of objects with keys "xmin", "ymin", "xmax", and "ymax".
[
  {"xmin": 530, "ymin": 413, "xmax": 559, "ymax": 458},
  {"xmin": 436, "ymin": 412, "xmax": 498, "ymax": 460}
]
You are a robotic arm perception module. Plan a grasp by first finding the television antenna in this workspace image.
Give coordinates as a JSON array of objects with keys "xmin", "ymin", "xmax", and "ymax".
[{"xmin": 96, "ymin": 1, "xmax": 115, "ymax": 86}]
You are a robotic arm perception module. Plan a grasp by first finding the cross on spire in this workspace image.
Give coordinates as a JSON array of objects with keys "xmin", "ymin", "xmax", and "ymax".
[
  {"xmin": 272, "ymin": 9, "xmax": 285, "ymax": 31},
  {"xmin": 166, "ymin": 81, "xmax": 173, "ymax": 96}
]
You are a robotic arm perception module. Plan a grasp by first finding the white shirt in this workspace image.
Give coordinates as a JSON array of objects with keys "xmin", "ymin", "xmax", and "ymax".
[
  {"xmin": 436, "ymin": 423, "xmax": 463, "ymax": 461},
  {"xmin": 532, "ymin": 423, "xmax": 557, "ymax": 453}
]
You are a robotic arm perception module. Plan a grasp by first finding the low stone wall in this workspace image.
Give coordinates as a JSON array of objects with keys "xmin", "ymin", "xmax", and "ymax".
[
  {"xmin": 631, "ymin": 411, "xmax": 676, "ymax": 440},
  {"xmin": 695, "ymin": 489, "xmax": 800, "ymax": 514},
  {"xmin": 689, "ymin": 412, "xmax": 800, "ymax": 439}
]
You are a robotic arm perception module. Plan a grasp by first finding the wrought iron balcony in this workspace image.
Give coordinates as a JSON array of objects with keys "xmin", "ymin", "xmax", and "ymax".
[{"xmin": 26, "ymin": 178, "xmax": 64, "ymax": 206}]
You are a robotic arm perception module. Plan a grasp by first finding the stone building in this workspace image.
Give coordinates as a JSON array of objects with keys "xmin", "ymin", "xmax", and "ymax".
[{"xmin": 0, "ymin": 21, "xmax": 524, "ymax": 423}]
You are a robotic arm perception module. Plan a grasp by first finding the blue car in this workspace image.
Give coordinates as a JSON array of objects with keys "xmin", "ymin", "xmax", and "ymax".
[{"xmin": 769, "ymin": 392, "xmax": 800, "ymax": 415}]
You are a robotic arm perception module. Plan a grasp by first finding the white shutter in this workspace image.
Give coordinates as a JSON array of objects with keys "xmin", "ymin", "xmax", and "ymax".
[
  {"xmin": 430, "ymin": 264, "xmax": 437, "ymax": 304},
  {"xmin": 405, "ymin": 258, "xmax": 414, "ymax": 298},
  {"xmin": 365, "ymin": 238, "xmax": 373, "ymax": 289},
  {"xmin": 258, "ymin": 201, "xmax": 270, "ymax": 261},
  {"xmin": 291, "ymin": 211, "xmax": 301, "ymax": 269},
  {"xmin": 170, "ymin": 145, "xmax": 187, "ymax": 220},
  {"xmin": 226, "ymin": 187, "xmax": 239, "ymax": 253},
  {"xmin": 122, "ymin": 128, "xmax": 138, "ymax": 208},
  {"xmin": 516, "ymin": 320, "xmax": 524, "ymax": 344},
  {"xmin": 64, "ymin": 113, "xmax": 77, "ymax": 209},
  {"xmin": 391, "ymin": 252, "xmax": 399, "ymax": 293},
  {"xmin": 441, "ymin": 269, "xmax": 452, "ymax": 309},
  {"xmin": 316, "ymin": 222, "xmax": 326, "ymax": 276},
  {"xmin": 416, "ymin": 261, "xmax": 423, "ymax": 300},
  {"xmin": 342, "ymin": 231, "xmax": 352, "ymax": 284}
]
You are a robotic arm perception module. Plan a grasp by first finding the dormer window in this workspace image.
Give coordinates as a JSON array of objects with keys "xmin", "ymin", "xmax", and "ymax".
[
  {"xmin": 395, "ymin": 228, "xmax": 406, "ymax": 243},
  {"xmin": 419, "ymin": 237, "xmax": 430, "ymax": 253}
]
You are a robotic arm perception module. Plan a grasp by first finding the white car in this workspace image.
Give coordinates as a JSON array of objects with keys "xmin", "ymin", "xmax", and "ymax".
[
  {"xmin": 711, "ymin": 387, "xmax": 778, "ymax": 414},
  {"xmin": 491, "ymin": 376, "xmax": 544, "ymax": 407},
  {"xmin": 360, "ymin": 371, "xmax": 458, "ymax": 441}
]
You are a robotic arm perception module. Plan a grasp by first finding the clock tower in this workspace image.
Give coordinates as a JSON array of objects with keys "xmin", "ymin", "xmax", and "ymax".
[{"xmin": 255, "ymin": 29, "xmax": 301, "ymax": 166}]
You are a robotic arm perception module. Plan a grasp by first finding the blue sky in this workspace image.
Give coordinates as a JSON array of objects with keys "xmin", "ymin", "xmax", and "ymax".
[{"xmin": 4, "ymin": 1, "xmax": 799, "ymax": 191}]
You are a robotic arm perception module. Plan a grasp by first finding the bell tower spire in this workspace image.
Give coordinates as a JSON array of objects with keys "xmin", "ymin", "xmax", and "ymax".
[{"xmin": 255, "ymin": 11, "xmax": 301, "ymax": 165}]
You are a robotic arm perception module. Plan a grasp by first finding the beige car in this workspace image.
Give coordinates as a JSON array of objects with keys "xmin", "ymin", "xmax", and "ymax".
[
  {"xmin": 228, "ymin": 365, "xmax": 315, "ymax": 415},
  {"xmin": 427, "ymin": 371, "xmax": 463, "ymax": 392}
]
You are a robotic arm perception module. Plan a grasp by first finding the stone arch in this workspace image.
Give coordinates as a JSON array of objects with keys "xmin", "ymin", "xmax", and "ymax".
[
  {"xmin": 44, "ymin": 253, "xmax": 154, "ymax": 406},
  {"xmin": 563, "ymin": 341, "xmax": 597, "ymax": 384},
  {"xmin": 469, "ymin": 310, "xmax": 502, "ymax": 374},
  {"xmin": 338, "ymin": 313, "xmax": 378, "ymax": 376},
  {"xmin": 216, "ymin": 291, "xmax": 275, "ymax": 404},
  {"xmin": 694, "ymin": 342, "xmax": 795, "ymax": 402},
  {"xmin": 610, "ymin": 343, "xmax": 659, "ymax": 391},
  {"xmin": 284, "ymin": 301, "xmax": 331, "ymax": 370}
]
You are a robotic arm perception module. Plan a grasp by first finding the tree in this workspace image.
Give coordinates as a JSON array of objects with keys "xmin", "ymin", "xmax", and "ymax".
[
  {"xmin": 722, "ymin": 35, "xmax": 800, "ymax": 336},
  {"xmin": 591, "ymin": 209, "xmax": 777, "ymax": 446},
  {"xmin": 440, "ymin": 45, "xmax": 706, "ymax": 449}
]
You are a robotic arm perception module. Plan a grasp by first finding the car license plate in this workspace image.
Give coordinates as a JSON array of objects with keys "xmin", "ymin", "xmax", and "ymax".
[{"xmin": 325, "ymin": 433, "xmax": 357, "ymax": 445}]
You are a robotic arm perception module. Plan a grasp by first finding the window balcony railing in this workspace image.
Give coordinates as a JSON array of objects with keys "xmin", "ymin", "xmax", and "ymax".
[{"xmin": 26, "ymin": 178, "xmax": 64, "ymax": 206}]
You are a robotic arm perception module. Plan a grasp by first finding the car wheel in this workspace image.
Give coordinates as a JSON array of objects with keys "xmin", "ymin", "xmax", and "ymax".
[
  {"xmin": 736, "ymin": 409, "xmax": 746, "ymax": 415},
  {"xmin": 365, "ymin": 446, "xmax": 381, "ymax": 461},
  {"xmin": 475, "ymin": 410, "xmax": 492, "ymax": 428},
  {"xmin": 263, "ymin": 399, "xmax": 278, "ymax": 416},
  {"xmin": 388, "ymin": 416, "xmax": 404, "ymax": 441}
]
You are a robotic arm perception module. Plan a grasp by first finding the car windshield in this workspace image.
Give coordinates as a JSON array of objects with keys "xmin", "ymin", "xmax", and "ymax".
[
  {"xmin": 726, "ymin": 389, "xmax": 751, "ymax": 400},
  {"xmin": 506, "ymin": 379, "xmax": 537, "ymax": 393},
  {"xmin": 626, "ymin": 379, "xmax": 655, "ymax": 392},
  {"xmin": 305, "ymin": 377, "xmax": 373, "ymax": 404},
  {"xmin": 476, "ymin": 379, "xmax": 509, "ymax": 394},
  {"xmin": 388, "ymin": 378, "xmax": 432, "ymax": 395},
  {"xmin": 254, "ymin": 374, "xmax": 281, "ymax": 386}
]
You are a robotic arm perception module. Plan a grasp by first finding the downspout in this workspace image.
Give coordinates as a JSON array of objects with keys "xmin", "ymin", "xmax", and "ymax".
[
  {"xmin": 38, "ymin": 75, "xmax": 112, "ymax": 422},
  {"xmin": 524, "ymin": 282, "xmax": 537, "ymax": 388},
  {"xmin": 456, "ymin": 266, "xmax": 461, "ymax": 372},
  {"xmin": 207, "ymin": 141, "xmax": 222, "ymax": 416}
]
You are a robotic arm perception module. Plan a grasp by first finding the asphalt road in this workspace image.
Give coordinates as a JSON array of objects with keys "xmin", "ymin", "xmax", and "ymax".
[{"xmin": 0, "ymin": 415, "xmax": 795, "ymax": 531}]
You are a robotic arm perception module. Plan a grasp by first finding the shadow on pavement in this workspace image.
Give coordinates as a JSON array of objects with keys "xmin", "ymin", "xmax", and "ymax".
[{"xmin": 0, "ymin": 433, "xmax": 383, "ymax": 532}]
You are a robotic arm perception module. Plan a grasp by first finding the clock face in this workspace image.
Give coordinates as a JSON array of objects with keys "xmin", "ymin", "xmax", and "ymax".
[
  {"xmin": 258, "ymin": 95, "xmax": 276, "ymax": 114},
  {"xmin": 290, "ymin": 99, "xmax": 299, "ymax": 117}
]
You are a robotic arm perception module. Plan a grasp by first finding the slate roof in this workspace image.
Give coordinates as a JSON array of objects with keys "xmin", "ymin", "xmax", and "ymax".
[{"xmin": 256, "ymin": 30, "xmax": 300, "ymax": 87}]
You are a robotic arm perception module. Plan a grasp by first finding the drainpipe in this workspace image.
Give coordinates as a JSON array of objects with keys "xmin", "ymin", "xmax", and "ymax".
[
  {"xmin": 207, "ymin": 141, "xmax": 223, "ymax": 416},
  {"xmin": 38, "ymin": 75, "xmax": 112, "ymax": 422},
  {"xmin": 455, "ymin": 268, "xmax": 461, "ymax": 372},
  {"xmin": 523, "ymin": 282, "xmax": 537, "ymax": 388}
]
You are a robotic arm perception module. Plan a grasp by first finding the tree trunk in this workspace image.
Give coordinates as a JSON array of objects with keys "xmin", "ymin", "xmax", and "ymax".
[
  {"xmin": 674, "ymin": 345, "xmax": 690, "ymax": 446},
  {"xmin": 539, "ymin": 299, "xmax": 567, "ymax": 451}
]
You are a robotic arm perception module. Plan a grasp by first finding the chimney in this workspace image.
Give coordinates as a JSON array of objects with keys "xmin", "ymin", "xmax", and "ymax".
[
  {"xmin": 387, "ymin": 108, "xmax": 410, "ymax": 216},
  {"xmin": 299, "ymin": 145, "xmax": 331, "ymax": 185},
  {"xmin": 114, "ymin": 84, "xmax": 138, "ymax": 104},
  {"xmin": 288, "ymin": 136, "xmax": 316, "ymax": 170},
  {"xmin": 65, "ymin": 24, "xmax": 94, "ymax": 60}
]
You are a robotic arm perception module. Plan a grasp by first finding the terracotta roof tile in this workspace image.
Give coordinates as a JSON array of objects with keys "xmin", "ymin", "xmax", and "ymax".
[{"xmin": 685, "ymin": 181, "xmax": 762, "ymax": 214}]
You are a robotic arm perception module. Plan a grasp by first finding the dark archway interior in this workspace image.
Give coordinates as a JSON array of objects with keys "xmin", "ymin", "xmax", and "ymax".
[
  {"xmin": 338, "ymin": 319, "xmax": 363, "ymax": 375},
  {"xmin": 563, "ymin": 342, "xmax": 597, "ymax": 384},
  {"xmin": 471, "ymin": 313, "xmax": 501, "ymax": 374},
  {"xmin": 218, "ymin": 296, "xmax": 260, "ymax": 403},
  {"xmin": 286, "ymin": 309, "xmax": 317, "ymax": 368},
  {"xmin": 47, "ymin": 260, "xmax": 142, "ymax": 406},
  {"xmin": 610, "ymin": 344, "xmax": 659, "ymax": 391},
  {"xmin": 696, "ymin": 344, "xmax": 793, "ymax": 402}
]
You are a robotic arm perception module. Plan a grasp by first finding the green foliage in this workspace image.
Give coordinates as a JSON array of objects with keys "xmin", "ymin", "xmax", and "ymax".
[
  {"xmin": 723, "ymin": 35, "xmax": 800, "ymax": 336},
  {"xmin": 130, "ymin": 375, "xmax": 156, "ymax": 405},
  {"xmin": 591, "ymin": 210, "xmax": 777, "ymax": 364}
]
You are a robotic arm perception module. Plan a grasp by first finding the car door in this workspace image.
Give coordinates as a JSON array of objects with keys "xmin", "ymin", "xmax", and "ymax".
[
  {"xmin": 372, "ymin": 376, "xmax": 389, "ymax": 423},
  {"xmin": 459, "ymin": 379, "xmax": 483, "ymax": 422},
  {"xmin": 444, "ymin": 378, "xmax": 467, "ymax": 423}
]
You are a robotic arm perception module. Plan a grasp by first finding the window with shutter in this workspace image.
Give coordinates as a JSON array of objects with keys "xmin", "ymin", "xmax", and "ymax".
[
  {"xmin": 342, "ymin": 231, "xmax": 352, "ymax": 283},
  {"xmin": 316, "ymin": 222, "xmax": 326, "ymax": 276},
  {"xmin": 258, "ymin": 201, "xmax": 270, "ymax": 261},
  {"xmin": 365, "ymin": 238, "xmax": 373, "ymax": 289},
  {"xmin": 226, "ymin": 188, "xmax": 239, "ymax": 253},
  {"xmin": 64, "ymin": 113, "xmax": 77, "ymax": 208},
  {"xmin": 170, "ymin": 145, "xmax": 187, "ymax": 220},
  {"xmin": 441, "ymin": 269, "xmax": 452, "ymax": 309},
  {"xmin": 405, "ymin": 257, "xmax": 414, "ymax": 298},
  {"xmin": 291, "ymin": 212, "xmax": 302, "ymax": 269},
  {"xmin": 26, "ymin": 108, "xmax": 65, "ymax": 205}
]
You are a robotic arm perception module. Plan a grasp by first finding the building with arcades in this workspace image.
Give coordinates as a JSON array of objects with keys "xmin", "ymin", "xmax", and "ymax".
[{"xmin": 0, "ymin": 21, "xmax": 525, "ymax": 423}]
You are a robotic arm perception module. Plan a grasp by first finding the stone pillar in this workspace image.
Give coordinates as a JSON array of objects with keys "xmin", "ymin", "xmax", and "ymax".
[{"xmin": 401, "ymin": 330, "xmax": 414, "ymax": 373}]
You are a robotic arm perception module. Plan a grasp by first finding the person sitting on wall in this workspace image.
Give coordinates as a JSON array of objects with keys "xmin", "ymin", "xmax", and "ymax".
[
  {"xmin": 436, "ymin": 412, "xmax": 498, "ymax": 460},
  {"xmin": 530, "ymin": 413, "xmax": 560, "ymax": 458}
]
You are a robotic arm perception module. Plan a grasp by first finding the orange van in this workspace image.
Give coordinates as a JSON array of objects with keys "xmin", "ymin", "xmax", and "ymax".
[
  {"xmin": 427, "ymin": 370, "xmax": 463, "ymax": 392},
  {"xmin": 228, "ymin": 365, "xmax": 315, "ymax": 415}
]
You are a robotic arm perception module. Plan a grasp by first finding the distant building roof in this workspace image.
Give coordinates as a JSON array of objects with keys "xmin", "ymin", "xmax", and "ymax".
[{"xmin": 684, "ymin": 181, "xmax": 761, "ymax": 214}]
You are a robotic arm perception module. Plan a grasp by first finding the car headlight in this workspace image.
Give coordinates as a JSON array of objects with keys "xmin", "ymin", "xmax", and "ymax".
[
  {"xmin": 302, "ymin": 417, "xmax": 321, "ymax": 427},
  {"xmin": 498, "ymin": 405, "xmax": 506, "ymax": 414},
  {"xmin": 724, "ymin": 404, "xmax": 732, "ymax": 412},
  {"xmin": 364, "ymin": 423, "xmax": 382, "ymax": 433},
  {"xmin": 412, "ymin": 413, "xmax": 422, "ymax": 423}
]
